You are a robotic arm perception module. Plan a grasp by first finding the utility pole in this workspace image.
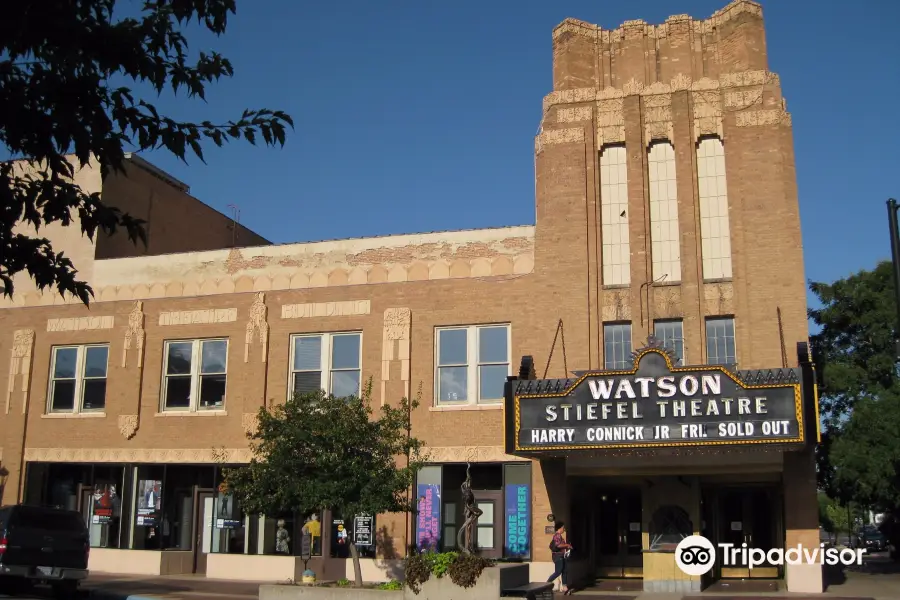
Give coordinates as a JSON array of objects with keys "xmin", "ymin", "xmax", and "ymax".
[{"xmin": 888, "ymin": 199, "xmax": 900, "ymax": 360}]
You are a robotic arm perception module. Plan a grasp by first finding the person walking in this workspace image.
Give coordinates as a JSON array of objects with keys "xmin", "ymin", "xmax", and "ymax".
[{"xmin": 547, "ymin": 521, "xmax": 574, "ymax": 594}]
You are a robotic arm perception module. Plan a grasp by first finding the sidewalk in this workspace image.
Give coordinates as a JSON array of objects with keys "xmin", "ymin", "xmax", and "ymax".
[
  {"xmin": 78, "ymin": 568, "xmax": 900, "ymax": 600},
  {"xmin": 84, "ymin": 574, "xmax": 262, "ymax": 600}
]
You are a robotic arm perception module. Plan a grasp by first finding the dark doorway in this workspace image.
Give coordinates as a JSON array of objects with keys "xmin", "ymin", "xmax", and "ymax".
[
  {"xmin": 709, "ymin": 486, "xmax": 780, "ymax": 579},
  {"xmin": 441, "ymin": 464, "xmax": 503, "ymax": 558},
  {"xmin": 594, "ymin": 488, "xmax": 643, "ymax": 579}
]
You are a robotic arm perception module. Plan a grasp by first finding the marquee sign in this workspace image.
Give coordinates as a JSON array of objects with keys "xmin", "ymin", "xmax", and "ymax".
[{"xmin": 505, "ymin": 343, "xmax": 806, "ymax": 453}]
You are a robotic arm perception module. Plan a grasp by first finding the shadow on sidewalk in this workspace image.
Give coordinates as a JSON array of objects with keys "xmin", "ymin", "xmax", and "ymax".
[{"xmin": 82, "ymin": 574, "xmax": 263, "ymax": 599}]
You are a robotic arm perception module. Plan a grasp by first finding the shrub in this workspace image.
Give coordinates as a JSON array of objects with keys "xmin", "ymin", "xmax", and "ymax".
[
  {"xmin": 336, "ymin": 578, "xmax": 351, "ymax": 587},
  {"xmin": 404, "ymin": 552, "xmax": 431, "ymax": 594},
  {"xmin": 404, "ymin": 551, "xmax": 495, "ymax": 595},
  {"xmin": 430, "ymin": 551, "xmax": 457, "ymax": 578},
  {"xmin": 377, "ymin": 580, "xmax": 403, "ymax": 590},
  {"xmin": 448, "ymin": 553, "xmax": 493, "ymax": 589}
]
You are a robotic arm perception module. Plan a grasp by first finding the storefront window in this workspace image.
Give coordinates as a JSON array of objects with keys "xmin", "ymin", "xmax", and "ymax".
[
  {"xmin": 242, "ymin": 511, "xmax": 324, "ymax": 556},
  {"xmin": 441, "ymin": 464, "xmax": 504, "ymax": 558},
  {"xmin": 211, "ymin": 480, "xmax": 245, "ymax": 554},
  {"xmin": 132, "ymin": 465, "xmax": 164, "ymax": 550},
  {"xmin": 129, "ymin": 464, "xmax": 216, "ymax": 550},
  {"xmin": 330, "ymin": 511, "xmax": 376, "ymax": 559},
  {"xmin": 23, "ymin": 463, "xmax": 128, "ymax": 549},
  {"xmin": 300, "ymin": 512, "xmax": 324, "ymax": 556},
  {"xmin": 87, "ymin": 466, "xmax": 125, "ymax": 549}
]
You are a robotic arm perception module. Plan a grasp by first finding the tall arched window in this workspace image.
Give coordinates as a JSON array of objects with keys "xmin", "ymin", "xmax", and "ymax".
[
  {"xmin": 600, "ymin": 145, "xmax": 630, "ymax": 286},
  {"xmin": 648, "ymin": 142, "xmax": 681, "ymax": 282},
  {"xmin": 697, "ymin": 137, "xmax": 732, "ymax": 279}
]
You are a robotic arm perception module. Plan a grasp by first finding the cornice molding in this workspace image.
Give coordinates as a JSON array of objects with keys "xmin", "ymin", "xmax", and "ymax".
[
  {"xmin": 552, "ymin": 0, "xmax": 762, "ymax": 43},
  {"xmin": 24, "ymin": 447, "xmax": 252, "ymax": 464}
]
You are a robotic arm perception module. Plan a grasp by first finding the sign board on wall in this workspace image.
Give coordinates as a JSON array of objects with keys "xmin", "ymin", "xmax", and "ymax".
[
  {"xmin": 506, "ymin": 347, "xmax": 805, "ymax": 452},
  {"xmin": 354, "ymin": 515, "xmax": 374, "ymax": 547}
]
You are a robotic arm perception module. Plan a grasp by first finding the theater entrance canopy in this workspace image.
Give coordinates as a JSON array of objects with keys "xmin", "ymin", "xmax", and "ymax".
[{"xmin": 503, "ymin": 339, "xmax": 820, "ymax": 459}]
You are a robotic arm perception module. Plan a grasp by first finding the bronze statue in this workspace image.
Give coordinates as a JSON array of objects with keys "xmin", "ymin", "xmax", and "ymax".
[{"xmin": 456, "ymin": 463, "xmax": 483, "ymax": 554}]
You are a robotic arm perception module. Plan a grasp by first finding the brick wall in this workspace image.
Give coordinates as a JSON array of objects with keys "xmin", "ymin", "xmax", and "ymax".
[{"xmin": 0, "ymin": 0, "xmax": 811, "ymax": 563}]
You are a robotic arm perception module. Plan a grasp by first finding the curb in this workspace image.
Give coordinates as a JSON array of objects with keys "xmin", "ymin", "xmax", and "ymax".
[{"xmin": 89, "ymin": 589, "xmax": 169, "ymax": 600}]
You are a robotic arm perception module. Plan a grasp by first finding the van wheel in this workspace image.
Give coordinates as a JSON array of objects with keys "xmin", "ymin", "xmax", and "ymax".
[{"xmin": 52, "ymin": 580, "xmax": 78, "ymax": 599}]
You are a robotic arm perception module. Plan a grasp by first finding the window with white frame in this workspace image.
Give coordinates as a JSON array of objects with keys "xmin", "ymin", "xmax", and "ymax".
[
  {"xmin": 48, "ymin": 345, "xmax": 109, "ymax": 413},
  {"xmin": 290, "ymin": 332, "xmax": 362, "ymax": 398},
  {"xmin": 162, "ymin": 339, "xmax": 228, "ymax": 411},
  {"xmin": 603, "ymin": 323, "xmax": 632, "ymax": 370},
  {"xmin": 436, "ymin": 325, "xmax": 510, "ymax": 405},
  {"xmin": 654, "ymin": 320, "xmax": 685, "ymax": 366},
  {"xmin": 706, "ymin": 317, "xmax": 736, "ymax": 366}
]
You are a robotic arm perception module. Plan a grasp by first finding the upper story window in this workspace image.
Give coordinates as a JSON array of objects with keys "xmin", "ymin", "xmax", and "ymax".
[
  {"xmin": 648, "ymin": 141, "xmax": 681, "ymax": 283},
  {"xmin": 290, "ymin": 332, "xmax": 362, "ymax": 398},
  {"xmin": 600, "ymin": 145, "xmax": 630, "ymax": 286},
  {"xmin": 706, "ymin": 317, "xmax": 736, "ymax": 366},
  {"xmin": 436, "ymin": 325, "xmax": 510, "ymax": 405},
  {"xmin": 697, "ymin": 137, "xmax": 733, "ymax": 280},
  {"xmin": 162, "ymin": 339, "xmax": 228, "ymax": 412},
  {"xmin": 603, "ymin": 323, "xmax": 632, "ymax": 370},
  {"xmin": 653, "ymin": 319, "xmax": 685, "ymax": 366},
  {"xmin": 48, "ymin": 345, "xmax": 109, "ymax": 413}
]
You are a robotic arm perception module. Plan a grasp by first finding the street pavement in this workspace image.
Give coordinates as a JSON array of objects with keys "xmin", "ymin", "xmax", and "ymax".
[
  {"xmin": 0, "ymin": 574, "xmax": 260, "ymax": 600},
  {"xmin": 1, "ymin": 553, "xmax": 897, "ymax": 600}
]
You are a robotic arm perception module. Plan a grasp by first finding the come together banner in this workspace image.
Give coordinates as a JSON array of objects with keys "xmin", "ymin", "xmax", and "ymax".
[{"xmin": 505, "ymin": 483, "xmax": 530, "ymax": 558}]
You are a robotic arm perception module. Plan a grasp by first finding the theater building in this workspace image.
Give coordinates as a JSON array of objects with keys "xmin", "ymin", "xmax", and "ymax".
[{"xmin": 0, "ymin": 0, "xmax": 821, "ymax": 593}]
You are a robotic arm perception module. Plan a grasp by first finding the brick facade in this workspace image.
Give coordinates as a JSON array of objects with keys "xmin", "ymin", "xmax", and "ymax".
[{"xmin": 0, "ymin": 0, "xmax": 820, "ymax": 592}]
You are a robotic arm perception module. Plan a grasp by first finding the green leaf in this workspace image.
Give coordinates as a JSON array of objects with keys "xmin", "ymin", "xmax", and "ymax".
[
  {"xmin": 0, "ymin": 0, "xmax": 293, "ymax": 305},
  {"xmin": 810, "ymin": 261, "xmax": 900, "ymax": 510}
]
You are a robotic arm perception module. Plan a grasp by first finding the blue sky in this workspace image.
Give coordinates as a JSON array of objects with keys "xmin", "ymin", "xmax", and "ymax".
[{"xmin": 13, "ymin": 1, "xmax": 900, "ymax": 306}]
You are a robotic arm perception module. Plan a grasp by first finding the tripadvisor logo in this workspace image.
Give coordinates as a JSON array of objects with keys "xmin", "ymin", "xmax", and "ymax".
[{"xmin": 675, "ymin": 535, "xmax": 866, "ymax": 576}]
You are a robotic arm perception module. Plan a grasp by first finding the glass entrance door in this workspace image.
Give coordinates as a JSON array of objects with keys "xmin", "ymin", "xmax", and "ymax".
[
  {"xmin": 193, "ymin": 490, "xmax": 215, "ymax": 575},
  {"xmin": 595, "ymin": 488, "xmax": 643, "ymax": 578},
  {"xmin": 474, "ymin": 491, "xmax": 502, "ymax": 560},
  {"xmin": 717, "ymin": 488, "xmax": 779, "ymax": 579}
]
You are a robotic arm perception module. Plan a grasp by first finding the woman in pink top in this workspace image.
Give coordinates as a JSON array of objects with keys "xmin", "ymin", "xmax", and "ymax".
[{"xmin": 547, "ymin": 521, "xmax": 574, "ymax": 594}]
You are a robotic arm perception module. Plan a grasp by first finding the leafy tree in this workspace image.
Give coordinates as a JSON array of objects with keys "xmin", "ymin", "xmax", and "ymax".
[
  {"xmin": 224, "ymin": 382, "xmax": 424, "ymax": 587},
  {"xmin": 818, "ymin": 492, "xmax": 836, "ymax": 535},
  {"xmin": 809, "ymin": 261, "xmax": 900, "ymax": 518},
  {"xmin": 1, "ymin": 0, "xmax": 292, "ymax": 304},
  {"xmin": 809, "ymin": 261, "xmax": 897, "ymax": 430},
  {"xmin": 818, "ymin": 492, "xmax": 859, "ymax": 542},
  {"xmin": 830, "ymin": 393, "xmax": 900, "ymax": 511}
]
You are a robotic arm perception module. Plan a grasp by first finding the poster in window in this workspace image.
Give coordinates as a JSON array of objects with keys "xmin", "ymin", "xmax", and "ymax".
[
  {"xmin": 504, "ymin": 483, "xmax": 530, "ymax": 558},
  {"xmin": 92, "ymin": 484, "xmax": 118, "ymax": 524},
  {"xmin": 136, "ymin": 479, "xmax": 162, "ymax": 527},
  {"xmin": 354, "ymin": 515, "xmax": 374, "ymax": 547},
  {"xmin": 416, "ymin": 483, "xmax": 441, "ymax": 551},
  {"xmin": 216, "ymin": 490, "xmax": 241, "ymax": 529},
  {"xmin": 332, "ymin": 519, "xmax": 350, "ymax": 558}
]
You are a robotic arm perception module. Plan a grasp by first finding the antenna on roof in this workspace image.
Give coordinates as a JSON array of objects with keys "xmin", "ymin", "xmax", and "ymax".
[{"xmin": 227, "ymin": 204, "xmax": 241, "ymax": 248}]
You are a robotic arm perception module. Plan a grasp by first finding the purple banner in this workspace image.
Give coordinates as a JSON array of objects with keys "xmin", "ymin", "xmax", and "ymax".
[
  {"xmin": 416, "ymin": 483, "xmax": 441, "ymax": 551},
  {"xmin": 505, "ymin": 483, "xmax": 530, "ymax": 558}
]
